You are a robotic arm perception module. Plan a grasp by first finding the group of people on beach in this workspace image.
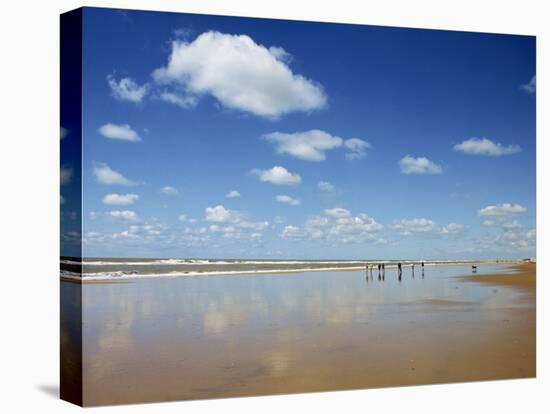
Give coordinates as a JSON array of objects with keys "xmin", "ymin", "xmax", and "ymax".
[{"xmin": 365, "ymin": 261, "xmax": 425, "ymax": 281}]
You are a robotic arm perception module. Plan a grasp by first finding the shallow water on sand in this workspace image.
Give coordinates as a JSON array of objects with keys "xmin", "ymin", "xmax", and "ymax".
[{"xmin": 66, "ymin": 264, "xmax": 534, "ymax": 405}]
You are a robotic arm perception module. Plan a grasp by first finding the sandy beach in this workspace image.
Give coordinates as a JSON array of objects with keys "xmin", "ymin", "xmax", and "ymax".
[{"xmin": 62, "ymin": 262, "xmax": 535, "ymax": 406}]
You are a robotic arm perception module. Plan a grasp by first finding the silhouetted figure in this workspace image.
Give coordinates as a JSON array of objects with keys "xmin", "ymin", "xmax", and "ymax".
[
  {"xmin": 398, "ymin": 262, "xmax": 402, "ymax": 276},
  {"xmin": 472, "ymin": 265, "xmax": 477, "ymax": 273},
  {"xmin": 412, "ymin": 264, "xmax": 415, "ymax": 278}
]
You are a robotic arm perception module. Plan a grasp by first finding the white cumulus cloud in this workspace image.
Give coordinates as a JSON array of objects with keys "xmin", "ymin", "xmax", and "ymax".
[
  {"xmin": 204, "ymin": 205, "xmax": 269, "ymax": 238},
  {"xmin": 107, "ymin": 75, "xmax": 149, "ymax": 103},
  {"xmin": 453, "ymin": 137, "xmax": 521, "ymax": 156},
  {"xmin": 399, "ymin": 155, "xmax": 442, "ymax": 175},
  {"xmin": 159, "ymin": 91, "xmax": 198, "ymax": 109},
  {"xmin": 393, "ymin": 218, "xmax": 436, "ymax": 234},
  {"xmin": 107, "ymin": 210, "xmax": 138, "ymax": 222},
  {"xmin": 103, "ymin": 193, "xmax": 139, "ymax": 206},
  {"xmin": 262, "ymin": 130, "xmax": 369, "ymax": 161},
  {"xmin": 520, "ymin": 75, "xmax": 536, "ymax": 94},
  {"xmin": 152, "ymin": 31, "xmax": 327, "ymax": 118},
  {"xmin": 251, "ymin": 166, "xmax": 301, "ymax": 185},
  {"xmin": 283, "ymin": 209, "xmax": 383, "ymax": 243},
  {"xmin": 280, "ymin": 225, "xmax": 305, "ymax": 240},
  {"xmin": 226, "ymin": 190, "xmax": 241, "ymax": 198},
  {"xmin": 440, "ymin": 223, "xmax": 465, "ymax": 234},
  {"xmin": 160, "ymin": 186, "xmax": 179, "ymax": 195},
  {"xmin": 318, "ymin": 181, "xmax": 335, "ymax": 192},
  {"xmin": 478, "ymin": 203, "xmax": 527, "ymax": 217},
  {"xmin": 93, "ymin": 163, "xmax": 133, "ymax": 185},
  {"xmin": 324, "ymin": 208, "xmax": 351, "ymax": 218},
  {"xmin": 262, "ymin": 130, "xmax": 343, "ymax": 161},
  {"xmin": 205, "ymin": 205, "xmax": 236, "ymax": 223},
  {"xmin": 343, "ymin": 138, "xmax": 370, "ymax": 160},
  {"xmin": 275, "ymin": 195, "xmax": 300, "ymax": 206},
  {"xmin": 98, "ymin": 123, "xmax": 141, "ymax": 142}
]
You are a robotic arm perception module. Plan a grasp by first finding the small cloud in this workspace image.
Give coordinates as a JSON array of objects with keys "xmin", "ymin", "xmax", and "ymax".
[
  {"xmin": 262, "ymin": 130, "xmax": 370, "ymax": 162},
  {"xmin": 205, "ymin": 205, "xmax": 236, "ymax": 223},
  {"xmin": 107, "ymin": 75, "xmax": 149, "ymax": 103},
  {"xmin": 226, "ymin": 190, "xmax": 241, "ymax": 198},
  {"xmin": 318, "ymin": 181, "xmax": 335, "ymax": 192},
  {"xmin": 60, "ymin": 127, "xmax": 68, "ymax": 140},
  {"xmin": 343, "ymin": 138, "xmax": 370, "ymax": 160},
  {"xmin": 60, "ymin": 167, "xmax": 73, "ymax": 185},
  {"xmin": 520, "ymin": 75, "xmax": 536, "ymax": 94},
  {"xmin": 178, "ymin": 214, "xmax": 187, "ymax": 222},
  {"xmin": 440, "ymin": 223, "xmax": 465, "ymax": 234},
  {"xmin": 275, "ymin": 195, "xmax": 300, "ymax": 206},
  {"xmin": 160, "ymin": 186, "xmax": 179, "ymax": 195},
  {"xmin": 268, "ymin": 46, "xmax": 292, "ymax": 63},
  {"xmin": 159, "ymin": 91, "xmax": 198, "ymax": 109},
  {"xmin": 93, "ymin": 163, "xmax": 133, "ymax": 185},
  {"xmin": 107, "ymin": 210, "xmax": 138, "ymax": 222},
  {"xmin": 453, "ymin": 137, "xmax": 520, "ymax": 156},
  {"xmin": 478, "ymin": 203, "xmax": 527, "ymax": 217},
  {"xmin": 251, "ymin": 166, "xmax": 301, "ymax": 185},
  {"xmin": 399, "ymin": 155, "xmax": 442, "ymax": 175},
  {"xmin": 393, "ymin": 218, "xmax": 436, "ymax": 233},
  {"xmin": 103, "ymin": 193, "xmax": 139, "ymax": 206},
  {"xmin": 262, "ymin": 130, "xmax": 343, "ymax": 161},
  {"xmin": 280, "ymin": 225, "xmax": 304, "ymax": 240},
  {"xmin": 324, "ymin": 208, "xmax": 351, "ymax": 218},
  {"xmin": 98, "ymin": 123, "xmax": 141, "ymax": 142},
  {"xmin": 501, "ymin": 220, "xmax": 523, "ymax": 231}
]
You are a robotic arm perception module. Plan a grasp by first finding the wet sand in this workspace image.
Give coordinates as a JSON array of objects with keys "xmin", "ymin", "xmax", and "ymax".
[
  {"xmin": 460, "ymin": 262, "xmax": 536, "ymax": 292},
  {"xmin": 68, "ymin": 263, "xmax": 535, "ymax": 406}
]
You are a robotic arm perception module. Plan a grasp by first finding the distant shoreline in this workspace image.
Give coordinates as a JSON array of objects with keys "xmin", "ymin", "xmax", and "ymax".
[{"xmin": 60, "ymin": 259, "xmax": 530, "ymax": 283}]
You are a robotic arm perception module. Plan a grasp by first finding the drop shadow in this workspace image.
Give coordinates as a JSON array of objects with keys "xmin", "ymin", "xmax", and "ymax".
[{"xmin": 36, "ymin": 384, "xmax": 59, "ymax": 399}]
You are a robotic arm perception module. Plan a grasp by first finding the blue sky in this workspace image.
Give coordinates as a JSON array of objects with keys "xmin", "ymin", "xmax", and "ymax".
[{"xmin": 61, "ymin": 7, "xmax": 536, "ymax": 259}]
